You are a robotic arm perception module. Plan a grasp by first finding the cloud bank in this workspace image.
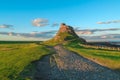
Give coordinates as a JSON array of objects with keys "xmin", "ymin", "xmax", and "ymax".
[
  {"xmin": 0, "ymin": 26, "xmax": 120, "ymax": 41},
  {"xmin": 0, "ymin": 30, "xmax": 57, "ymax": 39},
  {"xmin": 81, "ymin": 34, "xmax": 120, "ymax": 41},
  {"xmin": 75, "ymin": 28, "xmax": 120, "ymax": 35},
  {"xmin": 0, "ymin": 28, "xmax": 119, "ymax": 38}
]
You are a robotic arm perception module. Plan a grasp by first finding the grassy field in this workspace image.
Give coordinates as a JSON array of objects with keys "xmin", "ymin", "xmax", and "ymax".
[
  {"xmin": 0, "ymin": 41, "xmax": 120, "ymax": 80},
  {"xmin": 65, "ymin": 42, "xmax": 120, "ymax": 72},
  {"xmin": 0, "ymin": 43, "xmax": 51, "ymax": 80}
]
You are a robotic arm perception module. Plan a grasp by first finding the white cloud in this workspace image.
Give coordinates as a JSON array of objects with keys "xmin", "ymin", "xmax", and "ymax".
[
  {"xmin": 76, "ymin": 31, "xmax": 92, "ymax": 35},
  {"xmin": 101, "ymin": 35, "xmax": 107, "ymax": 39},
  {"xmin": 32, "ymin": 18, "xmax": 49, "ymax": 27},
  {"xmin": 0, "ymin": 24, "xmax": 14, "ymax": 29},
  {"xmin": 97, "ymin": 20, "xmax": 120, "ymax": 24},
  {"xmin": 30, "ymin": 31, "xmax": 39, "ymax": 35},
  {"xmin": 8, "ymin": 32, "xmax": 13, "ymax": 36}
]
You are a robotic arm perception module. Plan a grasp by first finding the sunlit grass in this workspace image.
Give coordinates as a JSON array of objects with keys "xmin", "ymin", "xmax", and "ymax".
[{"xmin": 0, "ymin": 43, "xmax": 51, "ymax": 80}]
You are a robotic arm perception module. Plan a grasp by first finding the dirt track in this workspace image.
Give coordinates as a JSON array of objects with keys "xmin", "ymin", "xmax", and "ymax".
[{"xmin": 33, "ymin": 45, "xmax": 120, "ymax": 80}]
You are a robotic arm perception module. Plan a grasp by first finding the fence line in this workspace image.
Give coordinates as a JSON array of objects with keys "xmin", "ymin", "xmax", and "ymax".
[{"xmin": 79, "ymin": 43, "xmax": 120, "ymax": 51}]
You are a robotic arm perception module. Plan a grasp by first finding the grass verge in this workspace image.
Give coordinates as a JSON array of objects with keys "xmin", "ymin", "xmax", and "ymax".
[{"xmin": 64, "ymin": 42, "xmax": 120, "ymax": 72}]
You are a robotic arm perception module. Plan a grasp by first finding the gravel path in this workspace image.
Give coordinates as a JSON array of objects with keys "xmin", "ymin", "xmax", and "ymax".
[{"xmin": 33, "ymin": 45, "xmax": 120, "ymax": 80}]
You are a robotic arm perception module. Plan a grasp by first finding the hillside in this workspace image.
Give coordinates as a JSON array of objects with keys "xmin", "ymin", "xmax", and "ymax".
[{"xmin": 45, "ymin": 23, "xmax": 86, "ymax": 45}]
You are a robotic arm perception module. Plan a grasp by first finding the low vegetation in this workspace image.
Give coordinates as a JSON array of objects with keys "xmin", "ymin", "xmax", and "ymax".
[
  {"xmin": 79, "ymin": 43, "xmax": 120, "ymax": 51},
  {"xmin": 64, "ymin": 42, "xmax": 120, "ymax": 72},
  {"xmin": 0, "ymin": 43, "xmax": 51, "ymax": 80}
]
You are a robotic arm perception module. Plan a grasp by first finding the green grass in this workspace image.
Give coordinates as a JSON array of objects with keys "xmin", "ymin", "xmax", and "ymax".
[
  {"xmin": 0, "ymin": 41, "xmax": 42, "ymax": 44},
  {"xmin": 1, "ymin": 40, "xmax": 120, "ymax": 80},
  {"xmin": 0, "ymin": 43, "xmax": 51, "ymax": 80},
  {"xmin": 65, "ymin": 42, "xmax": 120, "ymax": 71}
]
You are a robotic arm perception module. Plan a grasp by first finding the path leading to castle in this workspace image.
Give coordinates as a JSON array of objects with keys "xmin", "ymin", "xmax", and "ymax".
[{"xmin": 33, "ymin": 45, "xmax": 120, "ymax": 80}]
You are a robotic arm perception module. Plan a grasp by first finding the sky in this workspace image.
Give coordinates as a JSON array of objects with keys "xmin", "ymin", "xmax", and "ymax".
[{"xmin": 0, "ymin": 0, "xmax": 120, "ymax": 42}]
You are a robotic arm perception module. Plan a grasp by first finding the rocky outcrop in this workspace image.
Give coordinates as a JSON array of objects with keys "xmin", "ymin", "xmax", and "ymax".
[{"xmin": 57, "ymin": 23, "xmax": 76, "ymax": 34}]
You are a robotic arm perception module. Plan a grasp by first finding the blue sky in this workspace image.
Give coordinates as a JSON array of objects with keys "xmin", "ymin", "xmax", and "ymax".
[{"xmin": 0, "ymin": 0, "xmax": 120, "ymax": 41}]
